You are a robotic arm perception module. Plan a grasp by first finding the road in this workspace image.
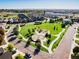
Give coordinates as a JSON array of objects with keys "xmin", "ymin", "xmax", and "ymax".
[{"xmin": 52, "ymin": 23, "xmax": 79, "ymax": 59}]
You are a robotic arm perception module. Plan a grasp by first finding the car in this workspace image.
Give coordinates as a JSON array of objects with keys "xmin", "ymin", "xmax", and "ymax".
[
  {"xmin": 8, "ymin": 36, "xmax": 17, "ymax": 42},
  {"xmin": 24, "ymin": 53, "xmax": 32, "ymax": 59}
]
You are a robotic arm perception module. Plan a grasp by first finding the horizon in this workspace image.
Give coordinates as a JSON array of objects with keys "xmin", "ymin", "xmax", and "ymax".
[{"xmin": 0, "ymin": 0, "xmax": 79, "ymax": 9}]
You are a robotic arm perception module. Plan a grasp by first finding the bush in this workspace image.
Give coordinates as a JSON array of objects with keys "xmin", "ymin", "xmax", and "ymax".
[
  {"xmin": 49, "ymin": 20, "xmax": 54, "ymax": 23},
  {"xmin": 71, "ymin": 53, "xmax": 79, "ymax": 59},
  {"xmin": 76, "ymin": 34, "xmax": 79, "ymax": 38},
  {"xmin": 61, "ymin": 23, "xmax": 65, "ymax": 28},
  {"xmin": 16, "ymin": 54, "xmax": 25, "ymax": 59},
  {"xmin": 34, "ymin": 21, "xmax": 42, "ymax": 25},
  {"xmin": 77, "ymin": 27, "xmax": 79, "ymax": 31},
  {"xmin": 75, "ymin": 40, "xmax": 79, "ymax": 45},
  {"xmin": 73, "ymin": 46, "xmax": 79, "ymax": 56},
  {"xmin": 7, "ymin": 43, "xmax": 14, "ymax": 52}
]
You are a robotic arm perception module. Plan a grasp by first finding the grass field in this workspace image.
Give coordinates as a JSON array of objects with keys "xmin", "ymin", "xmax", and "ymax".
[{"xmin": 20, "ymin": 22, "xmax": 62, "ymax": 37}]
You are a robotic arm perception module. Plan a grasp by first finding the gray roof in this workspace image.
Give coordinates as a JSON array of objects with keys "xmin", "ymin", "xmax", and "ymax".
[
  {"xmin": 0, "ymin": 52, "xmax": 12, "ymax": 59},
  {"xmin": 0, "ymin": 48, "xmax": 4, "ymax": 54},
  {"xmin": 0, "ymin": 48, "xmax": 12, "ymax": 59}
]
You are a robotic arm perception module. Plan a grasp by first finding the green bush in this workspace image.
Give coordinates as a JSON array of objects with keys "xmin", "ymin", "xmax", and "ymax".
[
  {"xmin": 61, "ymin": 23, "xmax": 65, "ymax": 28},
  {"xmin": 75, "ymin": 40, "xmax": 79, "ymax": 45},
  {"xmin": 77, "ymin": 28, "xmax": 79, "ymax": 31},
  {"xmin": 49, "ymin": 20, "xmax": 54, "ymax": 23},
  {"xmin": 76, "ymin": 34, "xmax": 79, "ymax": 38},
  {"xmin": 34, "ymin": 21, "xmax": 42, "ymax": 25},
  {"xmin": 16, "ymin": 54, "xmax": 25, "ymax": 59},
  {"xmin": 7, "ymin": 43, "xmax": 14, "ymax": 52},
  {"xmin": 73, "ymin": 46, "xmax": 79, "ymax": 56}
]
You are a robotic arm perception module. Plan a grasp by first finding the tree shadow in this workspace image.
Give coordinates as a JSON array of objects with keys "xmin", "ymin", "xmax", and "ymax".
[{"xmin": 24, "ymin": 41, "xmax": 30, "ymax": 48}]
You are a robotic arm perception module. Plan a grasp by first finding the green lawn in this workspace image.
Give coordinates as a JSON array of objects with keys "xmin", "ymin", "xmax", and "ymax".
[
  {"xmin": 20, "ymin": 23, "xmax": 36, "ymax": 37},
  {"xmin": 20, "ymin": 22, "xmax": 62, "ymax": 37},
  {"xmin": 35, "ymin": 22, "xmax": 62, "ymax": 35}
]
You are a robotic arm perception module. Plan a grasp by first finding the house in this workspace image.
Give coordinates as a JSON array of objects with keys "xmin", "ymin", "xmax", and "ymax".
[
  {"xmin": 63, "ymin": 18, "xmax": 72, "ymax": 25},
  {"xmin": 0, "ymin": 48, "xmax": 12, "ymax": 59},
  {"xmin": 17, "ymin": 14, "xmax": 29, "ymax": 22}
]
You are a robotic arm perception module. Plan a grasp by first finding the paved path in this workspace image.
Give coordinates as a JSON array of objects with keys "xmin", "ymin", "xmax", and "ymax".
[{"xmin": 52, "ymin": 23, "xmax": 79, "ymax": 59}]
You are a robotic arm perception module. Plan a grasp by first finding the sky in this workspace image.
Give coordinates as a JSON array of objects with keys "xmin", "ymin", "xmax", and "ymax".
[{"xmin": 0, "ymin": 0, "xmax": 79, "ymax": 9}]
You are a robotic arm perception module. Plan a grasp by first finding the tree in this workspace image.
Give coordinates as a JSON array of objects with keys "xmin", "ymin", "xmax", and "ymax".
[
  {"xmin": 48, "ymin": 34, "xmax": 51, "ymax": 38},
  {"xmin": 13, "ymin": 26, "xmax": 19, "ymax": 36},
  {"xmin": 32, "ymin": 29, "xmax": 35, "ymax": 32},
  {"xmin": 16, "ymin": 54, "xmax": 25, "ymax": 59},
  {"xmin": 73, "ymin": 46, "xmax": 79, "ymax": 56},
  {"xmin": 61, "ymin": 23, "xmax": 65, "ymax": 28},
  {"xmin": 25, "ymin": 37, "xmax": 32, "ymax": 48},
  {"xmin": 7, "ymin": 43, "xmax": 14, "ymax": 52},
  {"xmin": 34, "ymin": 39, "xmax": 41, "ymax": 55},
  {"xmin": 0, "ymin": 35, "xmax": 3, "ymax": 45},
  {"xmin": 28, "ymin": 29, "xmax": 31, "ymax": 33},
  {"xmin": 49, "ymin": 19, "xmax": 54, "ymax": 23},
  {"xmin": 45, "ymin": 33, "xmax": 49, "ymax": 37},
  {"xmin": 54, "ymin": 26, "xmax": 56, "ymax": 30},
  {"xmin": 47, "ymin": 39, "xmax": 50, "ymax": 44},
  {"xmin": 35, "ymin": 39, "xmax": 41, "ymax": 49},
  {"xmin": 14, "ymin": 31, "xmax": 19, "ymax": 36}
]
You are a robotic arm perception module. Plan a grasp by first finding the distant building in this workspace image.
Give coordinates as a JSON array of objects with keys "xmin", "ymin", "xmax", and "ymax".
[
  {"xmin": 63, "ymin": 19, "xmax": 71, "ymax": 22},
  {"xmin": 63, "ymin": 19, "xmax": 72, "ymax": 24},
  {"xmin": 17, "ymin": 14, "xmax": 29, "ymax": 22}
]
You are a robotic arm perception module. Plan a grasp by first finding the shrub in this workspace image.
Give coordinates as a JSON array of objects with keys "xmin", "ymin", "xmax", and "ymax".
[
  {"xmin": 76, "ymin": 34, "xmax": 79, "ymax": 38},
  {"xmin": 16, "ymin": 54, "xmax": 25, "ymax": 59},
  {"xmin": 49, "ymin": 19, "xmax": 54, "ymax": 23},
  {"xmin": 34, "ymin": 21, "xmax": 42, "ymax": 25},
  {"xmin": 73, "ymin": 46, "xmax": 79, "ymax": 56},
  {"xmin": 7, "ymin": 43, "xmax": 14, "ymax": 52},
  {"xmin": 61, "ymin": 23, "xmax": 65, "ymax": 28},
  {"xmin": 75, "ymin": 40, "xmax": 79, "ymax": 45},
  {"xmin": 77, "ymin": 27, "xmax": 79, "ymax": 31}
]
